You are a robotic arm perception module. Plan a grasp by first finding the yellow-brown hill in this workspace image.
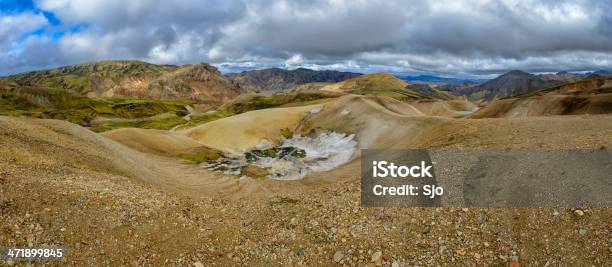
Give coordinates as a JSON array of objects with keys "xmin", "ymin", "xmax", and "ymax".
[
  {"xmin": 321, "ymin": 72, "xmax": 454, "ymax": 101},
  {"xmin": 471, "ymin": 75, "xmax": 612, "ymax": 118},
  {"xmin": 2, "ymin": 60, "xmax": 249, "ymax": 106}
]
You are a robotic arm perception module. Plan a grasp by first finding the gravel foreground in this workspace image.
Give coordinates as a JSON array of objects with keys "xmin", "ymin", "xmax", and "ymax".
[
  {"xmin": 1, "ymin": 161, "xmax": 610, "ymax": 266},
  {"xmin": 1, "ymin": 114, "xmax": 611, "ymax": 266}
]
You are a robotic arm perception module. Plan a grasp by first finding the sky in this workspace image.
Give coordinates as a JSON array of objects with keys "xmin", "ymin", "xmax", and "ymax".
[{"xmin": 0, "ymin": 0, "xmax": 611, "ymax": 77}]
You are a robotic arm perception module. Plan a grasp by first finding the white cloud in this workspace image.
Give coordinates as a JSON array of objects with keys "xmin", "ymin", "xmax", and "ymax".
[
  {"xmin": 0, "ymin": 12, "xmax": 48, "ymax": 48},
  {"xmin": 0, "ymin": 12, "xmax": 50, "ymax": 73},
  {"xmin": 1, "ymin": 0, "xmax": 611, "ymax": 76}
]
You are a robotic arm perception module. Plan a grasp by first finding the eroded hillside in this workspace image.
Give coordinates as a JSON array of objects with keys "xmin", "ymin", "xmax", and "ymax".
[{"xmin": 2, "ymin": 60, "xmax": 248, "ymax": 105}]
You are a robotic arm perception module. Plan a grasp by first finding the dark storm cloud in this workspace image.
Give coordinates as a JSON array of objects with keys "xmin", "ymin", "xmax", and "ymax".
[
  {"xmin": 0, "ymin": 0, "xmax": 610, "ymax": 76},
  {"xmin": 153, "ymin": 26, "xmax": 178, "ymax": 49},
  {"xmin": 391, "ymin": 0, "xmax": 612, "ymax": 59},
  {"xmin": 211, "ymin": 1, "xmax": 415, "ymax": 58}
]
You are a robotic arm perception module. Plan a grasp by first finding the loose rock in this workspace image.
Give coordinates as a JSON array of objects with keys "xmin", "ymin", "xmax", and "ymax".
[
  {"xmin": 333, "ymin": 250, "xmax": 344, "ymax": 263},
  {"xmin": 574, "ymin": 210, "xmax": 584, "ymax": 216},
  {"xmin": 422, "ymin": 225, "xmax": 430, "ymax": 234},
  {"xmin": 371, "ymin": 251, "xmax": 383, "ymax": 265}
]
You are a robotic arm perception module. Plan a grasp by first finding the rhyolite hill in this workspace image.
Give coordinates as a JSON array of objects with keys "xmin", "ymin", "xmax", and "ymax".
[
  {"xmin": 459, "ymin": 70, "xmax": 556, "ymax": 101},
  {"xmin": 2, "ymin": 60, "xmax": 248, "ymax": 105}
]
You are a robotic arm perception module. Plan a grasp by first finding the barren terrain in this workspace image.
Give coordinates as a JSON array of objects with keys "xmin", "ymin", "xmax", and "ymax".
[{"xmin": 1, "ymin": 94, "xmax": 611, "ymax": 265}]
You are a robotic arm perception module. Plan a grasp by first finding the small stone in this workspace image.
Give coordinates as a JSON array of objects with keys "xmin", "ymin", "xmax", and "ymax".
[
  {"xmin": 333, "ymin": 251, "xmax": 344, "ymax": 263},
  {"xmin": 371, "ymin": 251, "xmax": 383, "ymax": 264},
  {"xmin": 608, "ymin": 247, "xmax": 612, "ymax": 253},
  {"xmin": 574, "ymin": 210, "xmax": 584, "ymax": 216},
  {"xmin": 289, "ymin": 217, "xmax": 298, "ymax": 227},
  {"xmin": 510, "ymin": 256, "xmax": 520, "ymax": 267},
  {"xmin": 422, "ymin": 225, "xmax": 430, "ymax": 234},
  {"xmin": 461, "ymin": 208, "xmax": 469, "ymax": 212},
  {"xmin": 552, "ymin": 210, "xmax": 559, "ymax": 216},
  {"xmin": 456, "ymin": 249, "xmax": 466, "ymax": 256},
  {"xmin": 5, "ymin": 259, "xmax": 14, "ymax": 266},
  {"xmin": 193, "ymin": 261, "xmax": 204, "ymax": 267},
  {"xmin": 578, "ymin": 228, "xmax": 587, "ymax": 236},
  {"xmin": 483, "ymin": 242, "xmax": 490, "ymax": 248},
  {"xmin": 391, "ymin": 261, "xmax": 400, "ymax": 267}
]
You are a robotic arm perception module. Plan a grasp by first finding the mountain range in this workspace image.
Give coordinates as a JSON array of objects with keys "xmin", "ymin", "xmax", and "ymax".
[
  {"xmin": 226, "ymin": 68, "xmax": 362, "ymax": 91},
  {"xmin": 538, "ymin": 71, "xmax": 582, "ymax": 82},
  {"xmin": 471, "ymin": 74, "xmax": 612, "ymax": 118},
  {"xmin": 397, "ymin": 74, "xmax": 486, "ymax": 85},
  {"xmin": 457, "ymin": 70, "xmax": 555, "ymax": 101},
  {"xmin": 318, "ymin": 72, "xmax": 453, "ymax": 101},
  {"xmin": 449, "ymin": 70, "xmax": 606, "ymax": 101},
  {"xmin": 2, "ymin": 60, "xmax": 248, "ymax": 106},
  {"xmin": 2, "ymin": 60, "xmax": 610, "ymax": 105}
]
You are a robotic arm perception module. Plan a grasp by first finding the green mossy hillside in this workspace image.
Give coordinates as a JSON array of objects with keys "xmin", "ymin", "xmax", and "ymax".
[
  {"xmin": 0, "ymin": 84, "xmax": 191, "ymax": 127},
  {"xmin": 180, "ymin": 148, "xmax": 222, "ymax": 164},
  {"xmin": 223, "ymin": 90, "xmax": 341, "ymax": 114}
]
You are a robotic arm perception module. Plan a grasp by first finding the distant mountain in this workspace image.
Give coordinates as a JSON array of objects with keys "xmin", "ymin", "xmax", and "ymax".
[
  {"xmin": 588, "ymin": 70, "xmax": 612, "ymax": 77},
  {"xmin": 471, "ymin": 75, "xmax": 612, "ymax": 118},
  {"xmin": 526, "ymin": 74, "xmax": 612, "ymax": 96},
  {"xmin": 332, "ymin": 72, "xmax": 407, "ymax": 91},
  {"xmin": 405, "ymin": 84, "xmax": 454, "ymax": 100},
  {"xmin": 397, "ymin": 74, "xmax": 486, "ymax": 85},
  {"xmin": 538, "ymin": 71, "xmax": 583, "ymax": 82},
  {"xmin": 2, "ymin": 60, "xmax": 247, "ymax": 105},
  {"xmin": 321, "ymin": 72, "xmax": 451, "ymax": 100},
  {"xmin": 227, "ymin": 68, "xmax": 362, "ymax": 91},
  {"xmin": 436, "ymin": 83, "xmax": 477, "ymax": 95},
  {"xmin": 460, "ymin": 70, "xmax": 558, "ymax": 101}
]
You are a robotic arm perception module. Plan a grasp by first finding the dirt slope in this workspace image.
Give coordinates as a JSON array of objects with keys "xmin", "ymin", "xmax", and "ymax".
[
  {"xmin": 298, "ymin": 95, "xmax": 443, "ymax": 149},
  {"xmin": 181, "ymin": 104, "xmax": 322, "ymax": 154},
  {"xmin": 300, "ymin": 95, "xmax": 612, "ymax": 152},
  {"xmin": 470, "ymin": 94, "xmax": 612, "ymax": 118},
  {"xmin": 299, "ymin": 95, "xmax": 612, "ymax": 190},
  {"xmin": 0, "ymin": 116, "xmax": 239, "ymax": 197},
  {"xmin": 2, "ymin": 94, "xmax": 612, "ymax": 265},
  {"xmin": 410, "ymin": 99, "xmax": 478, "ymax": 117},
  {"xmin": 101, "ymin": 128, "xmax": 210, "ymax": 157}
]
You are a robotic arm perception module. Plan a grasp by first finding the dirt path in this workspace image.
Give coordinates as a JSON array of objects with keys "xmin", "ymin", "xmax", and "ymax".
[{"xmin": 169, "ymin": 105, "xmax": 199, "ymax": 132}]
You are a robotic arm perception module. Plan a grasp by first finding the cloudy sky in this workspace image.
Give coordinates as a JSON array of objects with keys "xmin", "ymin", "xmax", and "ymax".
[{"xmin": 0, "ymin": 0, "xmax": 611, "ymax": 77}]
